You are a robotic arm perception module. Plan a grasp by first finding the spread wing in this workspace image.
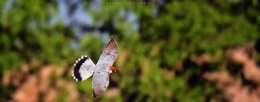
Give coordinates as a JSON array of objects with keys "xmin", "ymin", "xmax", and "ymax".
[
  {"xmin": 72, "ymin": 56, "xmax": 95, "ymax": 81},
  {"xmin": 92, "ymin": 38, "xmax": 118, "ymax": 97},
  {"xmin": 96, "ymin": 38, "xmax": 118, "ymax": 71}
]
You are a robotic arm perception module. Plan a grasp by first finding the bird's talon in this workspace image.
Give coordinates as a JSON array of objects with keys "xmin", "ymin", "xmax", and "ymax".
[{"xmin": 109, "ymin": 66, "xmax": 119, "ymax": 74}]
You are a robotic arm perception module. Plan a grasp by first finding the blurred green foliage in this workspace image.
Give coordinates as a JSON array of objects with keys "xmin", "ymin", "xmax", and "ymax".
[{"xmin": 0, "ymin": 0, "xmax": 260, "ymax": 101}]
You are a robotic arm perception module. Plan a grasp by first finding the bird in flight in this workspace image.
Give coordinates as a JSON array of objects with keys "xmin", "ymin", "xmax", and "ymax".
[{"xmin": 72, "ymin": 38, "xmax": 118, "ymax": 97}]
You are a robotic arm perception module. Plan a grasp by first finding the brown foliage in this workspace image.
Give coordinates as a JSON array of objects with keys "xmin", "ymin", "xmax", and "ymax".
[
  {"xmin": 2, "ymin": 64, "xmax": 80, "ymax": 102},
  {"xmin": 204, "ymin": 45, "xmax": 260, "ymax": 102}
]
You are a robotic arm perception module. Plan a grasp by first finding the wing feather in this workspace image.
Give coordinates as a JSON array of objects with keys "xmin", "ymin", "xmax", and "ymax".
[
  {"xmin": 92, "ymin": 38, "xmax": 118, "ymax": 97},
  {"xmin": 96, "ymin": 38, "xmax": 118, "ymax": 71}
]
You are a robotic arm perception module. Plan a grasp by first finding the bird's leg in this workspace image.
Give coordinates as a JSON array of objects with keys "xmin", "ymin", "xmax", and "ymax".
[{"xmin": 109, "ymin": 65, "xmax": 119, "ymax": 74}]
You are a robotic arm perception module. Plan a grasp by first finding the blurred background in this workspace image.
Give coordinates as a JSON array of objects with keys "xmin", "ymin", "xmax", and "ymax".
[{"xmin": 1, "ymin": 0, "xmax": 260, "ymax": 102}]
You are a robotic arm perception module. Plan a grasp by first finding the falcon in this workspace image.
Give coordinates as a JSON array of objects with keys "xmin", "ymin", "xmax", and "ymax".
[{"xmin": 72, "ymin": 38, "xmax": 118, "ymax": 97}]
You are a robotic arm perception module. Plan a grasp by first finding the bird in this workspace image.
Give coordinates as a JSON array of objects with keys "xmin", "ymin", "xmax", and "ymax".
[{"xmin": 72, "ymin": 38, "xmax": 118, "ymax": 98}]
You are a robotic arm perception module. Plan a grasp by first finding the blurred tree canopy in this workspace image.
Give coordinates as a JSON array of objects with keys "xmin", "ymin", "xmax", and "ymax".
[{"xmin": 0, "ymin": 0, "xmax": 260, "ymax": 102}]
